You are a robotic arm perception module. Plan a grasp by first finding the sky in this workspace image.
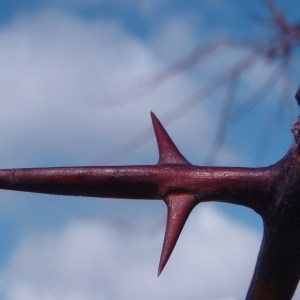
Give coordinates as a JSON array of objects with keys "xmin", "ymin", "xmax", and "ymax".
[{"xmin": 0, "ymin": 0, "xmax": 299, "ymax": 299}]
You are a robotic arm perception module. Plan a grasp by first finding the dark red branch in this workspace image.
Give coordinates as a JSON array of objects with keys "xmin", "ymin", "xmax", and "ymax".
[
  {"xmin": 0, "ymin": 163, "xmax": 278, "ymax": 210},
  {"xmin": 0, "ymin": 90, "xmax": 299, "ymax": 298}
]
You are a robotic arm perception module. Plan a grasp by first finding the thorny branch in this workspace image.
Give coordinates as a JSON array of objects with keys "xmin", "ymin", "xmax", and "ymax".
[{"xmin": 0, "ymin": 88, "xmax": 299, "ymax": 298}]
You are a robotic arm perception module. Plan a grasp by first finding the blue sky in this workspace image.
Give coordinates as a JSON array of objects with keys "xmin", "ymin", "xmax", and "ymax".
[{"xmin": 0, "ymin": 0, "xmax": 299, "ymax": 299}]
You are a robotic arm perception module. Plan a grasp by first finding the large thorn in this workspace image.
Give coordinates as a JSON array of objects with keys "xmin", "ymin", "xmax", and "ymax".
[
  {"xmin": 150, "ymin": 112, "xmax": 190, "ymax": 165},
  {"xmin": 158, "ymin": 193, "xmax": 197, "ymax": 276}
]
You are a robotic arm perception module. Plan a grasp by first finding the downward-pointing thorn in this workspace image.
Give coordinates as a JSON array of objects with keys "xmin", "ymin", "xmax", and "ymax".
[
  {"xmin": 150, "ymin": 112, "xmax": 190, "ymax": 165},
  {"xmin": 158, "ymin": 193, "xmax": 197, "ymax": 276}
]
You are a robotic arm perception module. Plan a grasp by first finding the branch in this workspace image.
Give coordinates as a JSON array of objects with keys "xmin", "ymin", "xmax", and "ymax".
[
  {"xmin": 262, "ymin": 0, "xmax": 292, "ymax": 34},
  {"xmin": 0, "ymin": 112, "xmax": 278, "ymax": 269},
  {"xmin": 0, "ymin": 91, "xmax": 299, "ymax": 298}
]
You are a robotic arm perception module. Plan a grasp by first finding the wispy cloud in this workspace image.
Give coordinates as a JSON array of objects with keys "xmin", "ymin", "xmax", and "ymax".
[{"xmin": 0, "ymin": 11, "xmax": 206, "ymax": 167}]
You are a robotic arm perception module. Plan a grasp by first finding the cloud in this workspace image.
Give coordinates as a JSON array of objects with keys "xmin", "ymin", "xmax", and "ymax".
[
  {"xmin": 0, "ymin": 10, "xmax": 208, "ymax": 168},
  {"xmin": 0, "ymin": 205, "xmax": 262, "ymax": 300},
  {"xmin": 0, "ymin": 6, "xmax": 282, "ymax": 173}
]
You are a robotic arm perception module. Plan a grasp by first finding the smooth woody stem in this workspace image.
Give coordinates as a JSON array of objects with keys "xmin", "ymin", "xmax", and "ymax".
[{"xmin": 0, "ymin": 164, "xmax": 279, "ymax": 211}]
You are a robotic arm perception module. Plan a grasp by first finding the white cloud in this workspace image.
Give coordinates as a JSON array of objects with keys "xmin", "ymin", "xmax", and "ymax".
[
  {"xmin": 0, "ymin": 7, "xmax": 279, "ymax": 172},
  {"xmin": 0, "ymin": 205, "xmax": 262, "ymax": 300},
  {"xmin": 0, "ymin": 10, "xmax": 210, "ymax": 169}
]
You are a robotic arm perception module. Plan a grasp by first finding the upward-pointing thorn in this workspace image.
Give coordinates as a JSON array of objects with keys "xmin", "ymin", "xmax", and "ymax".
[
  {"xmin": 150, "ymin": 112, "xmax": 190, "ymax": 165},
  {"xmin": 158, "ymin": 193, "xmax": 197, "ymax": 276}
]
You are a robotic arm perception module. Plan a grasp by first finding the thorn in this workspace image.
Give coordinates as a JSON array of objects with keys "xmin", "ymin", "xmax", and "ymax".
[
  {"xmin": 158, "ymin": 193, "xmax": 196, "ymax": 276},
  {"xmin": 150, "ymin": 112, "xmax": 190, "ymax": 165}
]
